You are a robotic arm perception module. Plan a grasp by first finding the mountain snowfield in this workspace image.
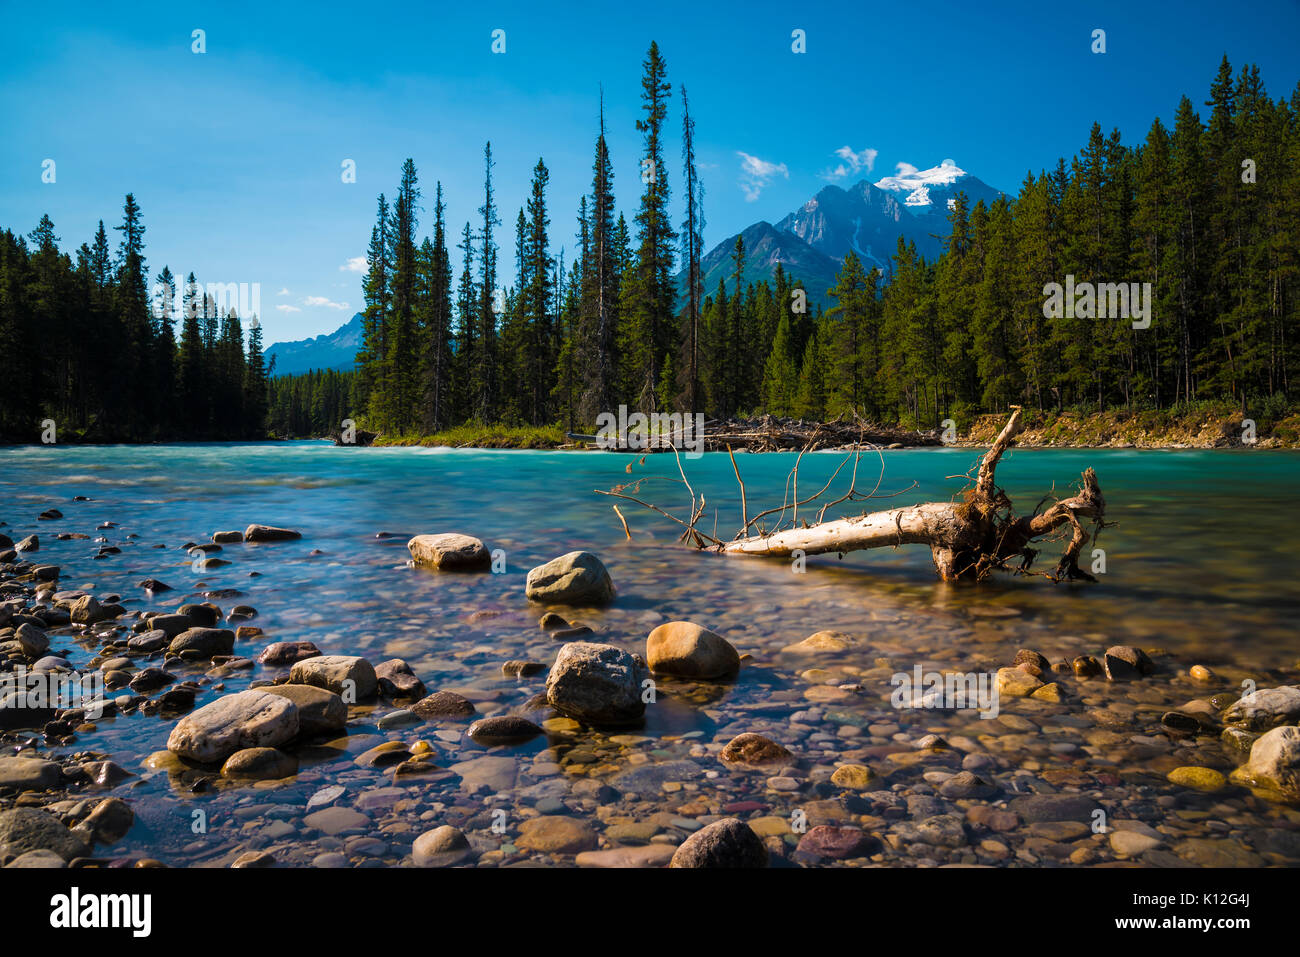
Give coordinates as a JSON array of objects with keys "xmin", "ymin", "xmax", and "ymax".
[
  {"xmin": 874, "ymin": 158, "xmax": 972, "ymax": 210},
  {"xmin": 267, "ymin": 162, "xmax": 1004, "ymax": 371}
]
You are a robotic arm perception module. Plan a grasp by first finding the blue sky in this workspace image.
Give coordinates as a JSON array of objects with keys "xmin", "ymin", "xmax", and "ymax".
[{"xmin": 2, "ymin": 0, "xmax": 1298, "ymax": 344}]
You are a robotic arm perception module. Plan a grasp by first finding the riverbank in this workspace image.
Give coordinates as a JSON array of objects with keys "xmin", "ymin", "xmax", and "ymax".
[
  {"xmin": 958, "ymin": 405, "xmax": 1300, "ymax": 450},
  {"xmin": 364, "ymin": 404, "xmax": 1300, "ymax": 452}
]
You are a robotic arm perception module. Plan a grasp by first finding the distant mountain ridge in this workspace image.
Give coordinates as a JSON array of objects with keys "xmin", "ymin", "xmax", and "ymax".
[
  {"xmin": 265, "ymin": 312, "xmax": 362, "ymax": 376},
  {"xmin": 274, "ymin": 164, "xmax": 1003, "ymax": 360}
]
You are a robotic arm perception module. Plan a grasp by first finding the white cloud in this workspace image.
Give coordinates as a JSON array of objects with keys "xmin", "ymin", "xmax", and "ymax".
[
  {"xmin": 340, "ymin": 256, "xmax": 367, "ymax": 273},
  {"xmin": 822, "ymin": 146, "xmax": 879, "ymax": 181},
  {"xmin": 276, "ymin": 304, "xmax": 301, "ymax": 313},
  {"xmin": 303, "ymin": 296, "xmax": 350, "ymax": 310},
  {"xmin": 276, "ymin": 287, "xmax": 290, "ymax": 296},
  {"xmin": 737, "ymin": 151, "xmax": 789, "ymax": 202}
]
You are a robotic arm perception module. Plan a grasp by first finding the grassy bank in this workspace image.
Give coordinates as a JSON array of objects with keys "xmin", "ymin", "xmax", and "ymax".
[{"xmin": 372, "ymin": 423, "xmax": 568, "ymax": 449}]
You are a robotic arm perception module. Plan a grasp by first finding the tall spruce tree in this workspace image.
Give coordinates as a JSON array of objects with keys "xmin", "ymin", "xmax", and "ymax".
[{"xmin": 622, "ymin": 42, "xmax": 677, "ymax": 412}]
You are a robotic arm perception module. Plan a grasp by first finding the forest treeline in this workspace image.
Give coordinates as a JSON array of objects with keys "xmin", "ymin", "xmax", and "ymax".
[
  {"xmin": 0, "ymin": 196, "xmax": 269, "ymax": 441},
  {"xmin": 3, "ymin": 51, "xmax": 1296, "ymax": 443},
  {"xmin": 314, "ymin": 52, "xmax": 1298, "ymax": 441}
]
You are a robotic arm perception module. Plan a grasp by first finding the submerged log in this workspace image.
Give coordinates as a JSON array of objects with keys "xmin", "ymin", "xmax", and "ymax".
[{"xmin": 601, "ymin": 407, "xmax": 1109, "ymax": 583}]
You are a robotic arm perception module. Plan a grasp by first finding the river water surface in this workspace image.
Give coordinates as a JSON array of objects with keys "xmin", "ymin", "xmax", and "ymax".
[{"xmin": 2, "ymin": 442, "xmax": 1298, "ymax": 867}]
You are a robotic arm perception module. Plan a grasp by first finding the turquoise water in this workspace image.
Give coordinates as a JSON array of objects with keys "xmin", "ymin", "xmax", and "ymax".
[
  {"xmin": 4, "ymin": 442, "xmax": 1296, "ymax": 664},
  {"xmin": 2, "ymin": 442, "xmax": 1299, "ymax": 866}
]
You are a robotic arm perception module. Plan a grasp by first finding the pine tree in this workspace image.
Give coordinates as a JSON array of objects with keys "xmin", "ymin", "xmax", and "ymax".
[
  {"xmin": 418, "ymin": 182, "xmax": 454, "ymax": 432},
  {"xmin": 622, "ymin": 42, "xmax": 678, "ymax": 412},
  {"xmin": 244, "ymin": 317, "xmax": 268, "ymax": 434},
  {"xmin": 357, "ymin": 194, "xmax": 391, "ymax": 419},
  {"xmin": 475, "ymin": 142, "xmax": 501, "ymax": 423},
  {"xmin": 178, "ymin": 271, "xmax": 205, "ymax": 432},
  {"xmin": 384, "ymin": 159, "xmax": 421, "ymax": 432},
  {"xmin": 677, "ymin": 84, "xmax": 705, "ymax": 412},
  {"xmin": 452, "ymin": 221, "xmax": 478, "ymax": 421},
  {"xmin": 112, "ymin": 193, "xmax": 152, "ymax": 437},
  {"xmin": 581, "ymin": 99, "xmax": 619, "ymax": 424},
  {"xmin": 523, "ymin": 158, "xmax": 554, "ymax": 425}
]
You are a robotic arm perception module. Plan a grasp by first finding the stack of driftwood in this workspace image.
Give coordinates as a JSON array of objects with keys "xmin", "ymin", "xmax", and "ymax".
[
  {"xmin": 569, "ymin": 414, "xmax": 940, "ymax": 452},
  {"xmin": 701, "ymin": 414, "xmax": 941, "ymax": 452}
]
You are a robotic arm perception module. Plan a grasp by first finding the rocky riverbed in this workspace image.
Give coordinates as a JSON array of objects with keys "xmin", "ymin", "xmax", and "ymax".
[{"xmin": 2, "ymin": 502, "xmax": 1299, "ymax": 869}]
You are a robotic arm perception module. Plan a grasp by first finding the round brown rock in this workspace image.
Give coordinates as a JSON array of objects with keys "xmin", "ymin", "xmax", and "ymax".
[
  {"xmin": 467, "ymin": 715, "xmax": 543, "ymax": 746},
  {"xmin": 646, "ymin": 621, "xmax": 740, "ymax": 679},
  {"xmin": 221, "ymin": 747, "xmax": 299, "ymax": 779},
  {"xmin": 795, "ymin": 825, "xmax": 879, "ymax": 860},
  {"xmin": 257, "ymin": 641, "xmax": 322, "ymax": 666},
  {"xmin": 719, "ymin": 732, "xmax": 794, "ymax": 767},
  {"xmin": 413, "ymin": 825, "xmax": 472, "ymax": 866},
  {"xmin": 411, "ymin": 690, "xmax": 477, "ymax": 720},
  {"xmin": 669, "ymin": 818, "xmax": 766, "ymax": 868},
  {"xmin": 260, "ymin": 684, "xmax": 347, "ymax": 736},
  {"xmin": 516, "ymin": 816, "xmax": 597, "ymax": 854}
]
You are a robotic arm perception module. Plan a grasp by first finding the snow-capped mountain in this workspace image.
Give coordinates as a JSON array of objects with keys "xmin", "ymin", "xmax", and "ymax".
[
  {"xmin": 684, "ymin": 161, "xmax": 1005, "ymax": 306},
  {"xmin": 873, "ymin": 159, "xmax": 1002, "ymax": 227}
]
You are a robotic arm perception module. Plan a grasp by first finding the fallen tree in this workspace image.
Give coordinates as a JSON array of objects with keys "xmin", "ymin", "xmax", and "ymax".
[{"xmin": 598, "ymin": 406, "xmax": 1109, "ymax": 583}]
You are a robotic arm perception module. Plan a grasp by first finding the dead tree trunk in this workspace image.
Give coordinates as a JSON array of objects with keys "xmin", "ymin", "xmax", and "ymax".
[{"xmin": 600, "ymin": 406, "xmax": 1109, "ymax": 583}]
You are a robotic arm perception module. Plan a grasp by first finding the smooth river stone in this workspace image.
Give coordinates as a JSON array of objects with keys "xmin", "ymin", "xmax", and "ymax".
[
  {"xmin": 646, "ymin": 621, "xmax": 740, "ymax": 679},
  {"xmin": 257, "ymin": 641, "xmax": 322, "ymax": 666},
  {"xmin": 516, "ymin": 816, "xmax": 597, "ymax": 854},
  {"xmin": 525, "ymin": 551, "xmax": 614, "ymax": 605},
  {"xmin": 782, "ymin": 631, "xmax": 856, "ymax": 654},
  {"xmin": 289, "ymin": 655, "xmax": 378, "ymax": 700},
  {"xmin": 719, "ymin": 733, "xmax": 794, "ymax": 768},
  {"xmin": 303, "ymin": 806, "xmax": 370, "ymax": 836},
  {"xmin": 407, "ymin": 533, "xmax": 490, "ymax": 570},
  {"xmin": 1222, "ymin": 686, "xmax": 1300, "ymax": 731},
  {"xmin": 576, "ymin": 845, "xmax": 676, "ymax": 868},
  {"xmin": 0, "ymin": 756, "xmax": 61, "ymax": 792},
  {"xmin": 413, "ymin": 825, "xmax": 472, "ymax": 866},
  {"xmin": 243, "ymin": 524, "xmax": 302, "ymax": 542},
  {"xmin": 0, "ymin": 808, "xmax": 89, "ymax": 861},
  {"xmin": 450, "ymin": 755, "xmax": 517, "ymax": 791},
  {"xmin": 166, "ymin": 689, "xmax": 300, "ymax": 763},
  {"xmin": 1229, "ymin": 725, "xmax": 1300, "ymax": 798}
]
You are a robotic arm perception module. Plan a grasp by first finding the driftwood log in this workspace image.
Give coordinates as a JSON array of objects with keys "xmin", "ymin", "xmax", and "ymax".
[{"xmin": 599, "ymin": 407, "xmax": 1108, "ymax": 583}]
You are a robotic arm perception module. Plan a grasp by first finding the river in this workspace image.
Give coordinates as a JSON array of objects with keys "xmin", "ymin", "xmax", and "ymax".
[{"xmin": 1, "ymin": 442, "xmax": 1297, "ymax": 866}]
